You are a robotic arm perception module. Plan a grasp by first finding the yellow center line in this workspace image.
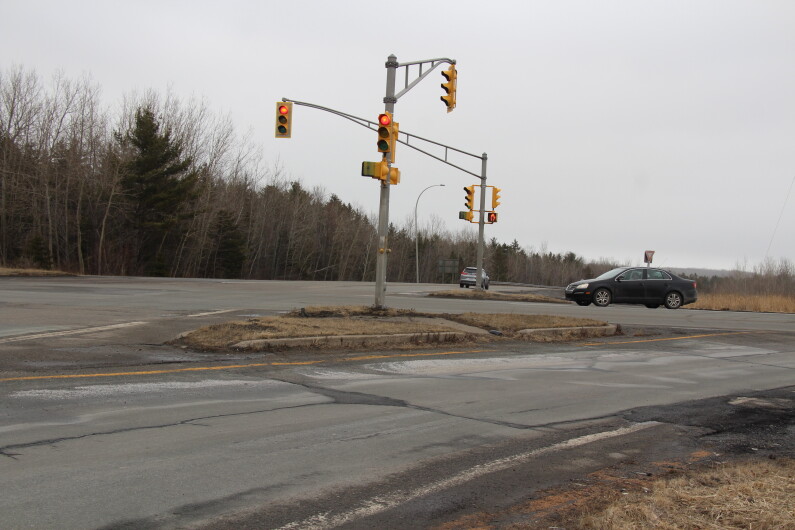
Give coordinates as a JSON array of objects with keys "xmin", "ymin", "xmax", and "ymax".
[
  {"xmin": 580, "ymin": 330, "xmax": 761, "ymax": 347},
  {"xmin": 0, "ymin": 349, "xmax": 493, "ymax": 383}
]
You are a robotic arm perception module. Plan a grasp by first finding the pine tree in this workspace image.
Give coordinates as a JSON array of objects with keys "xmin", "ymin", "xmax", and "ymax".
[{"xmin": 118, "ymin": 106, "xmax": 198, "ymax": 275}]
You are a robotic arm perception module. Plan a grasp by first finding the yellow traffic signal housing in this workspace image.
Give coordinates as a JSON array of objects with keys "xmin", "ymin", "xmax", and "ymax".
[
  {"xmin": 388, "ymin": 165, "xmax": 400, "ymax": 185},
  {"xmin": 463, "ymin": 185, "xmax": 475, "ymax": 211},
  {"xmin": 361, "ymin": 161, "xmax": 380, "ymax": 178},
  {"xmin": 275, "ymin": 101, "xmax": 293, "ymax": 138},
  {"xmin": 361, "ymin": 158, "xmax": 400, "ymax": 185},
  {"xmin": 491, "ymin": 187, "xmax": 501, "ymax": 209},
  {"xmin": 441, "ymin": 65, "xmax": 457, "ymax": 112},
  {"xmin": 377, "ymin": 113, "xmax": 398, "ymax": 160},
  {"xmin": 459, "ymin": 210, "xmax": 474, "ymax": 222}
]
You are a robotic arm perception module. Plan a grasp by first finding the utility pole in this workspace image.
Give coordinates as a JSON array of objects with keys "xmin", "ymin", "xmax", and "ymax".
[
  {"xmin": 374, "ymin": 55, "xmax": 398, "ymax": 309},
  {"xmin": 475, "ymin": 153, "xmax": 488, "ymax": 290}
]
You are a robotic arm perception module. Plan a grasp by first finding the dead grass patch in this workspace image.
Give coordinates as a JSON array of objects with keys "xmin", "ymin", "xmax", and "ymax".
[
  {"xmin": 690, "ymin": 293, "xmax": 795, "ymax": 313},
  {"xmin": 0, "ymin": 267, "xmax": 72, "ymax": 277},
  {"xmin": 428, "ymin": 289, "xmax": 567, "ymax": 304},
  {"xmin": 580, "ymin": 458, "xmax": 795, "ymax": 529}
]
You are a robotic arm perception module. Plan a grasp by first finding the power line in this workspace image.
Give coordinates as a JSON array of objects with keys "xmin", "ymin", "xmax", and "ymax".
[{"xmin": 765, "ymin": 174, "xmax": 795, "ymax": 259}]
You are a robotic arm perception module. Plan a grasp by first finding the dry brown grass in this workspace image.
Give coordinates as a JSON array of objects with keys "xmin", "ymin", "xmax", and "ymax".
[
  {"xmin": 428, "ymin": 289, "xmax": 567, "ymax": 304},
  {"xmin": 580, "ymin": 458, "xmax": 795, "ymax": 529},
  {"xmin": 690, "ymin": 293, "xmax": 795, "ymax": 313},
  {"xmin": 176, "ymin": 305, "xmax": 608, "ymax": 350},
  {"xmin": 0, "ymin": 267, "xmax": 72, "ymax": 277},
  {"xmin": 447, "ymin": 312, "xmax": 604, "ymax": 332}
]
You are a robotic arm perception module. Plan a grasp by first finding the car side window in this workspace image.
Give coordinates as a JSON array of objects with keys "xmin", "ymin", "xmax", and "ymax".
[
  {"xmin": 648, "ymin": 270, "xmax": 672, "ymax": 280},
  {"xmin": 618, "ymin": 269, "xmax": 640, "ymax": 281}
]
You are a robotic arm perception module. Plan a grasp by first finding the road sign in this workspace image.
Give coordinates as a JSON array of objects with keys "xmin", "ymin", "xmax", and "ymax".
[{"xmin": 644, "ymin": 250, "xmax": 655, "ymax": 264}]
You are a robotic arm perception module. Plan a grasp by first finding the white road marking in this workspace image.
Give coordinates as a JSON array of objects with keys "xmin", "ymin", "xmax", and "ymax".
[
  {"xmin": 11, "ymin": 379, "xmax": 280, "ymax": 399},
  {"xmin": 0, "ymin": 322, "xmax": 146, "ymax": 344},
  {"xmin": 186, "ymin": 309, "xmax": 238, "ymax": 318},
  {"xmin": 277, "ymin": 422, "xmax": 659, "ymax": 530}
]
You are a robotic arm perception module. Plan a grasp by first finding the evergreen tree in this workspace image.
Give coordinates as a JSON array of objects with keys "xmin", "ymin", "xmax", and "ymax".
[
  {"xmin": 209, "ymin": 210, "xmax": 246, "ymax": 278},
  {"xmin": 118, "ymin": 106, "xmax": 198, "ymax": 275}
]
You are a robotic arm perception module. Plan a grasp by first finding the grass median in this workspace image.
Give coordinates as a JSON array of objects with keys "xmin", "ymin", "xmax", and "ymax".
[{"xmin": 174, "ymin": 305, "xmax": 608, "ymax": 352}]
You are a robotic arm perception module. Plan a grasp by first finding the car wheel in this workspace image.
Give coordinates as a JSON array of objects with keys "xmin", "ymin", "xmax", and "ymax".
[
  {"xmin": 645, "ymin": 304, "xmax": 660, "ymax": 309},
  {"xmin": 593, "ymin": 288, "xmax": 611, "ymax": 307},
  {"xmin": 664, "ymin": 291, "xmax": 683, "ymax": 309},
  {"xmin": 460, "ymin": 284, "xmax": 464, "ymax": 288},
  {"xmin": 576, "ymin": 300, "xmax": 591, "ymax": 306},
  {"xmin": 484, "ymin": 282, "xmax": 489, "ymax": 290},
  {"xmin": 465, "ymin": 284, "xmax": 470, "ymax": 288}
]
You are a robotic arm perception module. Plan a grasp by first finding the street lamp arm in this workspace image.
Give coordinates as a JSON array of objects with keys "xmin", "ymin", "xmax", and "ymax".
[{"xmin": 415, "ymin": 184, "xmax": 445, "ymax": 284}]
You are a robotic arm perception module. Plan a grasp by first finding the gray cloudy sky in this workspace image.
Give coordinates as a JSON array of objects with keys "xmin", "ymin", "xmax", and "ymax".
[{"xmin": 2, "ymin": 0, "xmax": 794, "ymax": 270}]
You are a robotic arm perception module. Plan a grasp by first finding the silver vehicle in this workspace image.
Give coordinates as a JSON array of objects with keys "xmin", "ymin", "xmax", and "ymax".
[{"xmin": 459, "ymin": 266, "xmax": 489, "ymax": 289}]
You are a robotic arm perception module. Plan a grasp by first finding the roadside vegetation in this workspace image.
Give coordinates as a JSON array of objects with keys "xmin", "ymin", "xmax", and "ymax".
[
  {"xmin": 686, "ymin": 258, "xmax": 795, "ymax": 313},
  {"xmin": 0, "ymin": 267, "xmax": 70, "ymax": 277},
  {"xmin": 174, "ymin": 305, "xmax": 606, "ymax": 351},
  {"xmin": 580, "ymin": 458, "xmax": 795, "ymax": 529}
]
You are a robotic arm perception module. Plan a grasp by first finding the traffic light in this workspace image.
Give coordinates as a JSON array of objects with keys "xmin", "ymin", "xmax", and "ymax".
[
  {"xmin": 441, "ymin": 65, "xmax": 457, "ymax": 112},
  {"xmin": 361, "ymin": 161, "xmax": 381, "ymax": 178},
  {"xmin": 463, "ymin": 185, "xmax": 475, "ymax": 211},
  {"xmin": 377, "ymin": 112, "xmax": 398, "ymax": 160},
  {"xmin": 491, "ymin": 187, "xmax": 501, "ymax": 209},
  {"xmin": 361, "ymin": 158, "xmax": 400, "ymax": 185},
  {"xmin": 487, "ymin": 212, "xmax": 498, "ymax": 223},
  {"xmin": 459, "ymin": 210, "xmax": 474, "ymax": 222},
  {"xmin": 275, "ymin": 101, "xmax": 292, "ymax": 138}
]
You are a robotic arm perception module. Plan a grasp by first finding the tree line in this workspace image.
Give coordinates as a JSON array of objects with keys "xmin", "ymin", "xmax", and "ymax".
[{"xmin": 11, "ymin": 66, "xmax": 789, "ymax": 293}]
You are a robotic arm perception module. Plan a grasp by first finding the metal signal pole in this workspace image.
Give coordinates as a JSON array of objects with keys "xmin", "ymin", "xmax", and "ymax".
[{"xmin": 374, "ymin": 55, "xmax": 398, "ymax": 309}]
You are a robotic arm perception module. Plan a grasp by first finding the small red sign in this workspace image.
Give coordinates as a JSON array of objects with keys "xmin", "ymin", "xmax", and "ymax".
[{"xmin": 644, "ymin": 250, "xmax": 655, "ymax": 263}]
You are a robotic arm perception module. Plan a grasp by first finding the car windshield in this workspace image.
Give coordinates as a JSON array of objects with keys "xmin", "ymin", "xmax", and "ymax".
[{"xmin": 594, "ymin": 267, "xmax": 628, "ymax": 280}]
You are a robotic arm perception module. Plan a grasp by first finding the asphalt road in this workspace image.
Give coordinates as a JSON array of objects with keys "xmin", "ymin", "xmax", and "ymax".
[{"xmin": 1, "ymin": 276, "xmax": 794, "ymax": 529}]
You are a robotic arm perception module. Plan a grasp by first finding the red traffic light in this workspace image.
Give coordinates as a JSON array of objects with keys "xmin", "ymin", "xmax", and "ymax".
[
  {"xmin": 378, "ymin": 113, "xmax": 391, "ymax": 126},
  {"xmin": 278, "ymin": 105, "xmax": 290, "ymax": 115}
]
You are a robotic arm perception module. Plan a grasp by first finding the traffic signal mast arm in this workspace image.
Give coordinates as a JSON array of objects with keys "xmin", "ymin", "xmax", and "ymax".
[
  {"xmin": 389, "ymin": 58, "xmax": 456, "ymax": 101},
  {"xmin": 281, "ymin": 98, "xmax": 483, "ymax": 178}
]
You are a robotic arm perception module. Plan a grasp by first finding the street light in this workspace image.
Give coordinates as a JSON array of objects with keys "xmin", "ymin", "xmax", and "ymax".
[{"xmin": 415, "ymin": 183, "xmax": 446, "ymax": 283}]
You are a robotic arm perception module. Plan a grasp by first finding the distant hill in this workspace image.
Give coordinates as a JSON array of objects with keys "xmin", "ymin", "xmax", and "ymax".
[{"xmin": 669, "ymin": 267, "xmax": 746, "ymax": 278}]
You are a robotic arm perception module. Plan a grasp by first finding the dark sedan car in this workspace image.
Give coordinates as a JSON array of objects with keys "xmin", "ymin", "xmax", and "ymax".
[{"xmin": 565, "ymin": 266, "xmax": 697, "ymax": 309}]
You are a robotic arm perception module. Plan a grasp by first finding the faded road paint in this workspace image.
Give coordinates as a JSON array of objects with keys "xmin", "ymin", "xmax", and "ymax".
[{"xmin": 0, "ymin": 350, "xmax": 493, "ymax": 382}]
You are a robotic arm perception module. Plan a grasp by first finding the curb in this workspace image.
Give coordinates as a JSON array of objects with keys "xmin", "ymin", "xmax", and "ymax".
[
  {"xmin": 517, "ymin": 324, "xmax": 617, "ymax": 339},
  {"xmin": 232, "ymin": 331, "xmax": 468, "ymax": 350}
]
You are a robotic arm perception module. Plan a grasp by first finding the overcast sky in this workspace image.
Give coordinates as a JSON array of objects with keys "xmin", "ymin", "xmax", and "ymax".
[{"xmin": 2, "ymin": 0, "xmax": 794, "ymax": 270}]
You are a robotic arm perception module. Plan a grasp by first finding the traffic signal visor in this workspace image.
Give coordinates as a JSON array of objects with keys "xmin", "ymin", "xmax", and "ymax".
[
  {"xmin": 275, "ymin": 101, "xmax": 293, "ymax": 138},
  {"xmin": 441, "ymin": 66, "xmax": 457, "ymax": 112}
]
